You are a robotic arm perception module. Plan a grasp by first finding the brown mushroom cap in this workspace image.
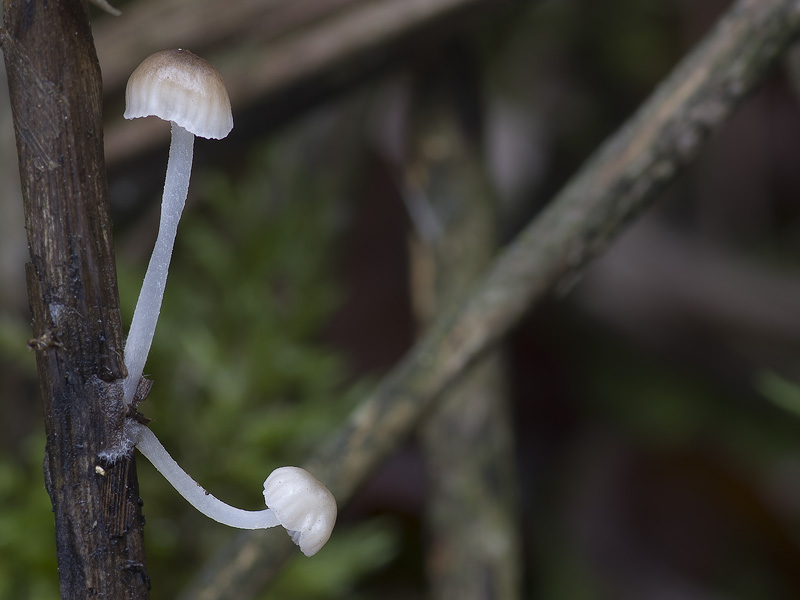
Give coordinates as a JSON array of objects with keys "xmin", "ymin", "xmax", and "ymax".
[{"xmin": 124, "ymin": 49, "xmax": 233, "ymax": 140}]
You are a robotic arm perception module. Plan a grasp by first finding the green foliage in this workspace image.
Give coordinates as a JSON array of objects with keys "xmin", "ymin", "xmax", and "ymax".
[
  {"xmin": 0, "ymin": 313, "xmax": 36, "ymax": 375},
  {"xmin": 0, "ymin": 434, "xmax": 58, "ymax": 600}
]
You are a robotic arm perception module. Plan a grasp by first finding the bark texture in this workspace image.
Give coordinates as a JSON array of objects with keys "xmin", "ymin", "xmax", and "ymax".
[{"xmin": 1, "ymin": 0, "xmax": 149, "ymax": 597}]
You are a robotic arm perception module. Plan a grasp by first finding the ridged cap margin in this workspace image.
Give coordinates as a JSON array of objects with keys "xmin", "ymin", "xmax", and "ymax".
[{"xmin": 124, "ymin": 49, "xmax": 233, "ymax": 140}]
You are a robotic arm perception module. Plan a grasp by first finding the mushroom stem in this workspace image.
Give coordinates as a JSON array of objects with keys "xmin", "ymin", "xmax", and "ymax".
[
  {"xmin": 123, "ymin": 122, "xmax": 195, "ymax": 404},
  {"xmin": 128, "ymin": 421, "xmax": 281, "ymax": 529}
]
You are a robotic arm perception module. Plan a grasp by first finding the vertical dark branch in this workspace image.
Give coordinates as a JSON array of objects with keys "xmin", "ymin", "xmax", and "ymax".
[{"xmin": 1, "ymin": 0, "xmax": 149, "ymax": 597}]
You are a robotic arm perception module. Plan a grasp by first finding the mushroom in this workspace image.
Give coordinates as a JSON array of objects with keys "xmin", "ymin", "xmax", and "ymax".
[
  {"xmin": 129, "ymin": 422, "xmax": 337, "ymax": 556},
  {"xmin": 121, "ymin": 49, "xmax": 233, "ymax": 405},
  {"xmin": 263, "ymin": 466, "xmax": 339, "ymax": 557}
]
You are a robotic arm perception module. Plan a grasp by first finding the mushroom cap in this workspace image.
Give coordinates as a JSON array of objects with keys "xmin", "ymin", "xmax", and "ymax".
[
  {"xmin": 263, "ymin": 466, "xmax": 337, "ymax": 557},
  {"xmin": 124, "ymin": 49, "xmax": 233, "ymax": 140}
]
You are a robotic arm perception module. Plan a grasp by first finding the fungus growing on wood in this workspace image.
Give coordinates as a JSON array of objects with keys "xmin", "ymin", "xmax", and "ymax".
[
  {"xmin": 120, "ymin": 49, "xmax": 336, "ymax": 558},
  {"xmin": 122, "ymin": 49, "xmax": 233, "ymax": 404}
]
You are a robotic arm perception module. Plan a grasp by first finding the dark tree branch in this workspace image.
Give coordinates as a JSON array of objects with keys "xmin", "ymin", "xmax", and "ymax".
[
  {"xmin": 180, "ymin": 1, "xmax": 800, "ymax": 597},
  {"xmin": 1, "ymin": 0, "xmax": 148, "ymax": 597}
]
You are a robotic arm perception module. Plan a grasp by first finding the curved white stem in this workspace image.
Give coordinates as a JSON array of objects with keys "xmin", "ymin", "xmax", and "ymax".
[
  {"xmin": 129, "ymin": 422, "xmax": 280, "ymax": 529},
  {"xmin": 123, "ymin": 123, "xmax": 195, "ymax": 404}
]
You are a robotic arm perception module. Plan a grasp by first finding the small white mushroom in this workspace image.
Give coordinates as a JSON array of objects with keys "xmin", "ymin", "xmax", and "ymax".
[
  {"xmin": 121, "ymin": 49, "xmax": 233, "ymax": 405},
  {"xmin": 128, "ymin": 422, "xmax": 337, "ymax": 556},
  {"xmin": 263, "ymin": 466, "xmax": 338, "ymax": 557}
]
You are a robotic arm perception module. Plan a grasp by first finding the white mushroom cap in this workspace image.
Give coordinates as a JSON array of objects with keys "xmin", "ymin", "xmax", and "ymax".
[
  {"xmin": 263, "ymin": 466, "xmax": 337, "ymax": 557},
  {"xmin": 124, "ymin": 48, "xmax": 233, "ymax": 140}
]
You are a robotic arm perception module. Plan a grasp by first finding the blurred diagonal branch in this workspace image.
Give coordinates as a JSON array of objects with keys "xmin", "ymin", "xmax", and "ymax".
[{"xmin": 180, "ymin": 0, "xmax": 800, "ymax": 597}]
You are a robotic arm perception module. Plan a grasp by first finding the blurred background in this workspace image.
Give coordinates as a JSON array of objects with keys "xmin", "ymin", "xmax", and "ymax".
[{"xmin": 3, "ymin": 0, "xmax": 800, "ymax": 598}]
